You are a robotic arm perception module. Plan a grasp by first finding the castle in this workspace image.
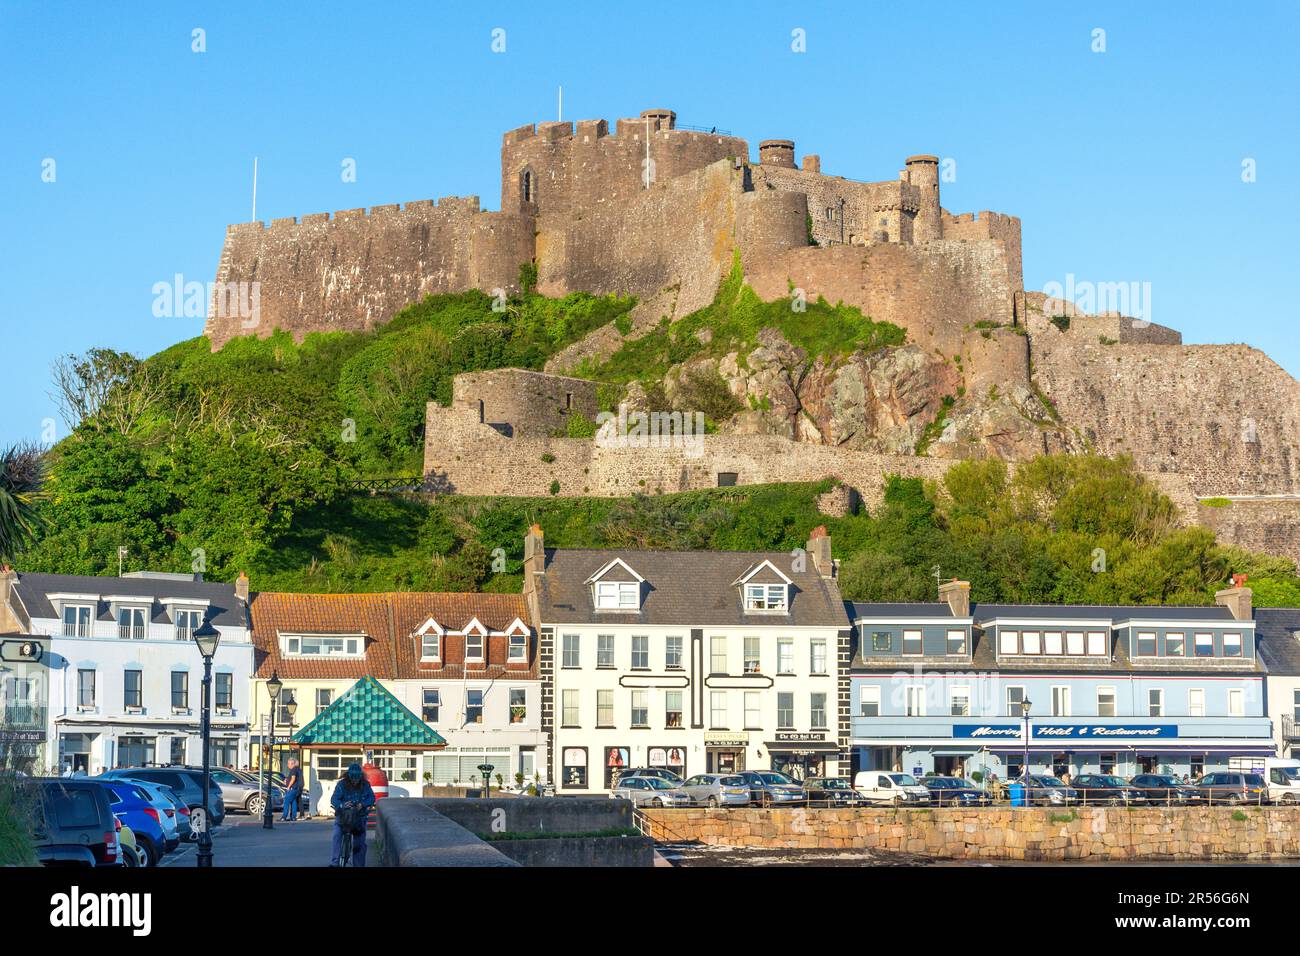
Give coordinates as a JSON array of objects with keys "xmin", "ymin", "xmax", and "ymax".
[{"xmin": 204, "ymin": 107, "xmax": 1300, "ymax": 569}]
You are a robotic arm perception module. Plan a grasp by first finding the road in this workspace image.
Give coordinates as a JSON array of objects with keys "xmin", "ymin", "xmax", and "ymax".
[{"xmin": 160, "ymin": 816, "xmax": 355, "ymax": 868}]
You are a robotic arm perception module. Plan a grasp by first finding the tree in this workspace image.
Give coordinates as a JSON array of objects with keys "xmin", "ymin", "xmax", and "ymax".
[
  {"xmin": 50, "ymin": 348, "xmax": 166, "ymax": 434},
  {"xmin": 0, "ymin": 443, "xmax": 48, "ymax": 562}
]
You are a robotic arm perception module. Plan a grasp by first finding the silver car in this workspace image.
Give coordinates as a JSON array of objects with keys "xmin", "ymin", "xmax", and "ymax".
[
  {"xmin": 191, "ymin": 766, "xmax": 282, "ymax": 816},
  {"xmin": 680, "ymin": 773, "xmax": 750, "ymax": 807},
  {"xmin": 610, "ymin": 776, "xmax": 692, "ymax": 807}
]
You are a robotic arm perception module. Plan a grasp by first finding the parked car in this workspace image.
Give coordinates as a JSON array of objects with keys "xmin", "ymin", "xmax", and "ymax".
[
  {"xmin": 118, "ymin": 821, "xmax": 147, "ymax": 868},
  {"xmin": 156, "ymin": 784, "xmax": 194, "ymax": 842},
  {"xmin": 804, "ymin": 776, "xmax": 868, "ymax": 806},
  {"xmin": 613, "ymin": 767, "xmax": 685, "ymax": 787},
  {"xmin": 680, "ymin": 773, "xmax": 751, "ymax": 807},
  {"xmin": 29, "ymin": 777, "xmax": 119, "ymax": 867},
  {"xmin": 1128, "ymin": 773, "xmax": 1201, "ymax": 805},
  {"xmin": 1228, "ymin": 757, "xmax": 1300, "ymax": 804},
  {"xmin": 1071, "ymin": 774, "xmax": 1148, "ymax": 805},
  {"xmin": 101, "ymin": 768, "xmax": 226, "ymax": 829},
  {"xmin": 853, "ymin": 770, "xmax": 932, "ymax": 806},
  {"xmin": 1194, "ymin": 771, "xmax": 1269, "ymax": 805},
  {"xmin": 1019, "ymin": 775, "xmax": 1080, "ymax": 806},
  {"xmin": 185, "ymin": 765, "xmax": 281, "ymax": 816},
  {"xmin": 610, "ymin": 775, "xmax": 692, "ymax": 807},
  {"xmin": 117, "ymin": 778, "xmax": 184, "ymax": 850},
  {"xmin": 737, "ymin": 770, "xmax": 806, "ymax": 807},
  {"xmin": 921, "ymin": 776, "xmax": 992, "ymax": 806},
  {"xmin": 97, "ymin": 780, "xmax": 169, "ymax": 866}
]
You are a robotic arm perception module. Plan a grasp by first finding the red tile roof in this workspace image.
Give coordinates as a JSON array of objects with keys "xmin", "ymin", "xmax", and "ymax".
[{"xmin": 250, "ymin": 591, "xmax": 535, "ymax": 680}]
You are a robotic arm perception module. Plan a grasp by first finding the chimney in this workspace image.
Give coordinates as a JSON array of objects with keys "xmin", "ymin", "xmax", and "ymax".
[
  {"xmin": 939, "ymin": 578, "xmax": 971, "ymax": 618},
  {"xmin": 807, "ymin": 526, "xmax": 833, "ymax": 578},
  {"xmin": 235, "ymin": 571, "xmax": 250, "ymax": 604},
  {"xmin": 0, "ymin": 565, "xmax": 19, "ymax": 632},
  {"xmin": 1215, "ymin": 573, "xmax": 1253, "ymax": 621},
  {"xmin": 523, "ymin": 525, "xmax": 546, "ymax": 593}
]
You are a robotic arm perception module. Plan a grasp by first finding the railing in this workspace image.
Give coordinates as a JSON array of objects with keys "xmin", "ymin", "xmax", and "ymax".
[
  {"xmin": 675, "ymin": 123, "xmax": 733, "ymax": 136},
  {"xmin": 346, "ymin": 476, "xmax": 426, "ymax": 494},
  {"xmin": 1284, "ymin": 715, "xmax": 1300, "ymax": 740},
  {"xmin": 0, "ymin": 704, "xmax": 48, "ymax": 730},
  {"xmin": 117, "ymin": 624, "xmax": 146, "ymax": 640}
]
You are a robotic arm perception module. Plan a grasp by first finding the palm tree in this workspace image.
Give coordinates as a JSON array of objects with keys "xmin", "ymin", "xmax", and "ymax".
[{"xmin": 0, "ymin": 443, "xmax": 48, "ymax": 562}]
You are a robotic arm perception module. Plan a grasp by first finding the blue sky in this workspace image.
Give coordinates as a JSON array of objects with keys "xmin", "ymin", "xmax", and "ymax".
[{"xmin": 2, "ymin": 1, "xmax": 1297, "ymax": 447}]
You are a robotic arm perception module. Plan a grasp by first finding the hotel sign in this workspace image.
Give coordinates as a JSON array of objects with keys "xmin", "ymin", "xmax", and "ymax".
[{"xmin": 953, "ymin": 724, "xmax": 1178, "ymax": 739}]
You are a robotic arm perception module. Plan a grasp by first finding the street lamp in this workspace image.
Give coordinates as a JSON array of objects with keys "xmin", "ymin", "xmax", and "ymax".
[
  {"xmin": 264, "ymin": 672, "xmax": 282, "ymax": 829},
  {"xmin": 1020, "ymin": 698, "xmax": 1033, "ymax": 797},
  {"xmin": 192, "ymin": 622, "xmax": 222, "ymax": 868}
]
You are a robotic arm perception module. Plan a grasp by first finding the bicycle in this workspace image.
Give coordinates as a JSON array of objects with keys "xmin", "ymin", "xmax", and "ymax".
[{"xmin": 334, "ymin": 804, "xmax": 364, "ymax": 868}]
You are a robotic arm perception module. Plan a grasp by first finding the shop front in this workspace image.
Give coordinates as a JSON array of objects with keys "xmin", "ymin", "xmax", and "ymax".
[
  {"xmin": 853, "ymin": 717, "xmax": 1277, "ymax": 781},
  {"xmin": 705, "ymin": 733, "xmax": 748, "ymax": 774},
  {"xmin": 767, "ymin": 733, "xmax": 838, "ymax": 780}
]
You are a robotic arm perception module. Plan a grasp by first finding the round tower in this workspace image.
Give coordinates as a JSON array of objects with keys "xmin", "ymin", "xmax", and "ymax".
[
  {"xmin": 905, "ymin": 154, "xmax": 941, "ymax": 241},
  {"xmin": 759, "ymin": 139, "xmax": 797, "ymax": 168}
]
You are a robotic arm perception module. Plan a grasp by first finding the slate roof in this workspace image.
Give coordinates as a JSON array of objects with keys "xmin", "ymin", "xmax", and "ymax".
[
  {"xmin": 290, "ymin": 675, "xmax": 446, "ymax": 749},
  {"xmin": 250, "ymin": 591, "xmax": 534, "ymax": 680},
  {"xmin": 1256, "ymin": 608, "xmax": 1300, "ymax": 676},
  {"xmin": 10, "ymin": 571, "xmax": 248, "ymax": 629},
  {"xmin": 971, "ymin": 603, "xmax": 1237, "ymax": 623},
  {"xmin": 850, "ymin": 602, "xmax": 958, "ymax": 618},
  {"xmin": 537, "ymin": 548, "xmax": 849, "ymax": 628}
]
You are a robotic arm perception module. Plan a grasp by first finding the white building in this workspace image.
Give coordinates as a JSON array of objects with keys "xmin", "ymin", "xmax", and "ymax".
[
  {"xmin": 524, "ymin": 525, "xmax": 851, "ymax": 792},
  {"xmin": 1, "ymin": 568, "xmax": 255, "ymax": 774}
]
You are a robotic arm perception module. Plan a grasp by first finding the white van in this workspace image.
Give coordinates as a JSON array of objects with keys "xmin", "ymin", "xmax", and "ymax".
[
  {"xmin": 1228, "ymin": 757, "xmax": 1300, "ymax": 803},
  {"xmin": 853, "ymin": 770, "xmax": 932, "ymax": 805}
]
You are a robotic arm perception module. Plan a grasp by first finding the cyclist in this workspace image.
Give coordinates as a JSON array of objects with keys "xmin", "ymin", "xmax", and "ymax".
[{"xmin": 330, "ymin": 762, "xmax": 376, "ymax": 867}]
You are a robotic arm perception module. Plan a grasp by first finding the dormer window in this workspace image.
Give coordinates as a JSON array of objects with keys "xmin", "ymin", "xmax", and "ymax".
[
  {"xmin": 117, "ymin": 606, "xmax": 147, "ymax": 640},
  {"xmin": 421, "ymin": 631, "xmax": 441, "ymax": 661},
  {"xmin": 595, "ymin": 581, "xmax": 640, "ymax": 610},
  {"xmin": 174, "ymin": 608, "xmax": 204, "ymax": 642},
  {"xmin": 744, "ymin": 584, "xmax": 787, "ymax": 611},
  {"xmin": 465, "ymin": 630, "xmax": 484, "ymax": 662},
  {"xmin": 62, "ymin": 605, "xmax": 93, "ymax": 637},
  {"xmin": 283, "ymin": 634, "xmax": 364, "ymax": 658}
]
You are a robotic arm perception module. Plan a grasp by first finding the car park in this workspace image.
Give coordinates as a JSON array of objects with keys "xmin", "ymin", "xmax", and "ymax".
[
  {"xmin": 30, "ymin": 778, "xmax": 119, "ymax": 867},
  {"xmin": 1019, "ymin": 775, "xmax": 1080, "ymax": 806},
  {"xmin": 613, "ymin": 767, "xmax": 685, "ymax": 787},
  {"xmin": 610, "ymin": 775, "xmax": 692, "ymax": 807},
  {"xmin": 680, "ymin": 773, "xmax": 751, "ymax": 806},
  {"xmin": 1128, "ymin": 773, "xmax": 1201, "ymax": 805},
  {"xmin": 1194, "ymin": 771, "xmax": 1269, "ymax": 805},
  {"xmin": 188, "ymin": 765, "xmax": 281, "ymax": 816},
  {"xmin": 804, "ymin": 776, "xmax": 868, "ymax": 807},
  {"xmin": 1228, "ymin": 757, "xmax": 1300, "ymax": 804},
  {"xmin": 737, "ymin": 770, "xmax": 806, "ymax": 807},
  {"xmin": 118, "ymin": 778, "xmax": 184, "ymax": 850},
  {"xmin": 98, "ymin": 780, "xmax": 169, "ymax": 866},
  {"xmin": 1071, "ymin": 774, "xmax": 1148, "ymax": 805},
  {"xmin": 101, "ymin": 768, "xmax": 226, "ymax": 829},
  {"xmin": 920, "ymin": 776, "xmax": 992, "ymax": 806},
  {"xmin": 853, "ymin": 770, "xmax": 932, "ymax": 806}
]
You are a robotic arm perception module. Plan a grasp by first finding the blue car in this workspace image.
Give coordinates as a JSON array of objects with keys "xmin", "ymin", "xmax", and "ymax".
[{"xmin": 94, "ymin": 780, "xmax": 169, "ymax": 866}]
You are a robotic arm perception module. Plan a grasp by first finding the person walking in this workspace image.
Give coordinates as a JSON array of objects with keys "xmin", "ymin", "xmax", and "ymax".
[{"xmin": 282, "ymin": 756, "xmax": 304, "ymax": 822}]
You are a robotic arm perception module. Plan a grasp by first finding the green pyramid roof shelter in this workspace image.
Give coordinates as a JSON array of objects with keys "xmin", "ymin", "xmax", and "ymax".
[{"xmin": 290, "ymin": 675, "xmax": 446, "ymax": 750}]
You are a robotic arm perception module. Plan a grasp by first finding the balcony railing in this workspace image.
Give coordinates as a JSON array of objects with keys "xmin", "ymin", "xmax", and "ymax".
[
  {"xmin": 118, "ymin": 624, "xmax": 146, "ymax": 640},
  {"xmin": 0, "ymin": 704, "xmax": 48, "ymax": 730},
  {"xmin": 1284, "ymin": 715, "xmax": 1300, "ymax": 740}
]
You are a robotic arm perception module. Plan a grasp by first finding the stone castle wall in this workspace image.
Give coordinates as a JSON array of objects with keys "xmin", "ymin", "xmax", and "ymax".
[
  {"xmin": 1196, "ymin": 498, "xmax": 1300, "ymax": 569},
  {"xmin": 450, "ymin": 369, "xmax": 600, "ymax": 440},
  {"xmin": 1027, "ymin": 310, "xmax": 1300, "ymax": 495},
  {"xmin": 640, "ymin": 806, "xmax": 1300, "ymax": 861},
  {"xmin": 203, "ymin": 198, "xmax": 534, "ymax": 348}
]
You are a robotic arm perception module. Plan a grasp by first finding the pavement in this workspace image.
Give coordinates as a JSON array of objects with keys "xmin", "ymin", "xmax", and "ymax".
[{"xmin": 160, "ymin": 814, "xmax": 355, "ymax": 868}]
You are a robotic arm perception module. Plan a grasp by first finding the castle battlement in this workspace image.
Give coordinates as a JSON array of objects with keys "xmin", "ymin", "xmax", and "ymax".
[{"xmin": 224, "ymin": 195, "xmax": 489, "ymax": 235}]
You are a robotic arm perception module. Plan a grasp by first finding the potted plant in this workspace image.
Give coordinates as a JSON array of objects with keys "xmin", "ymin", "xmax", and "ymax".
[
  {"xmin": 496, "ymin": 773, "xmax": 504, "ymax": 790},
  {"xmin": 515, "ymin": 771, "xmax": 525, "ymax": 791}
]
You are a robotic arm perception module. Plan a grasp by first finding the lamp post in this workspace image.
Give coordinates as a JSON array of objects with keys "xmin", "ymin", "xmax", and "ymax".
[
  {"xmin": 263, "ymin": 672, "xmax": 282, "ymax": 829},
  {"xmin": 192, "ymin": 623, "xmax": 222, "ymax": 868},
  {"xmin": 477, "ymin": 763, "xmax": 495, "ymax": 798},
  {"xmin": 1021, "ymin": 698, "xmax": 1033, "ymax": 798}
]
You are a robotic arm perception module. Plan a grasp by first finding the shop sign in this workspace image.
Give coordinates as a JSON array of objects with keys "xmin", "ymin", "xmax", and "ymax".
[
  {"xmin": 953, "ymin": 723, "xmax": 1178, "ymax": 739},
  {"xmin": 705, "ymin": 732, "xmax": 748, "ymax": 747},
  {"xmin": 774, "ymin": 732, "xmax": 824, "ymax": 742}
]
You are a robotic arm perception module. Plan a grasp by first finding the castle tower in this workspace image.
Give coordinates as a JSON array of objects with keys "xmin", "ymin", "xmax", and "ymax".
[
  {"xmin": 905, "ymin": 154, "xmax": 941, "ymax": 241},
  {"xmin": 759, "ymin": 139, "xmax": 797, "ymax": 168},
  {"xmin": 639, "ymin": 108, "xmax": 676, "ymax": 130}
]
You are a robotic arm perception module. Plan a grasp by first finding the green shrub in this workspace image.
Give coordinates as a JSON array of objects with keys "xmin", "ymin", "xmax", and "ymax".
[{"xmin": 549, "ymin": 479, "xmax": 561, "ymax": 496}]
